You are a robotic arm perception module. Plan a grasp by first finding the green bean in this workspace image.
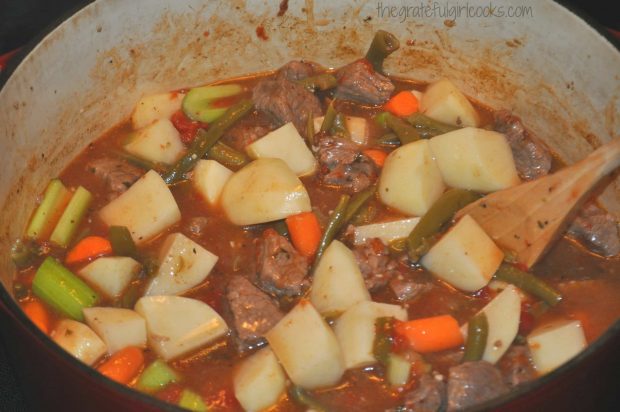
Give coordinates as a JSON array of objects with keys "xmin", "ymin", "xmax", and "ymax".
[
  {"xmin": 162, "ymin": 99, "xmax": 253, "ymax": 184},
  {"xmin": 385, "ymin": 113, "xmax": 421, "ymax": 145},
  {"xmin": 407, "ymin": 189, "xmax": 481, "ymax": 261},
  {"xmin": 365, "ymin": 30, "xmax": 400, "ymax": 74},
  {"xmin": 351, "ymin": 202, "xmax": 378, "ymax": 226},
  {"xmin": 112, "ymin": 150, "xmax": 164, "ymax": 172},
  {"xmin": 463, "ymin": 312, "xmax": 489, "ymax": 362},
  {"xmin": 342, "ymin": 185, "xmax": 376, "ymax": 224},
  {"xmin": 297, "ymin": 73, "xmax": 338, "ymax": 92},
  {"xmin": 313, "ymin": 194, "xmax": 350, "ymax": 270},
  {"xmin": 374, "ymin": 111, "xmax": 390, "ymax": 129},
  {"xmin": 406, "ymin": 112, "xmax": 459, "ymax": 138},
  {"xmin": 208, "ymin": 141, "xmax": 249, "ymax": 169},
  {"xmin": 320, "ymin": 101, "xmax": 337, "ymax": 133},
  {"xmin": 109, "ymin": 226, "xmax": 137, "ymax": 257},
  {"xmin": 373, "ymin": 317, "xmax": 395, "ymax": 366},
  {"xmin": 288, "ymin": 386, "xmax": 329, "ymax": 412},
  {"xmin": 494, "ymin": 263, "xmax": 562, "ymax": 307},
  {"xmin": 273, "ymin": 220, "xmax": 289, "ymax": 237},
  {"xmin": 377, "ymin": 133, "xmax": 401, "ymax": 147},
  {"xmin": 388, "ymin": 238, "xmax": 407, "ymax": 255}
]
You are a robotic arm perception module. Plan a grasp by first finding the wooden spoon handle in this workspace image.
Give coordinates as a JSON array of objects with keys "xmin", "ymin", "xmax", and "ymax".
[{"xmin": 458, "ymin": 138, "xmax": 620, "ymax": 269}]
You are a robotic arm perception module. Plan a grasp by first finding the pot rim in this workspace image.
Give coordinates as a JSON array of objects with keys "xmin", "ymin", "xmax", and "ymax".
[{"xmin": 0, "ymin": 1, "xmax": 619, "ymax": 411}]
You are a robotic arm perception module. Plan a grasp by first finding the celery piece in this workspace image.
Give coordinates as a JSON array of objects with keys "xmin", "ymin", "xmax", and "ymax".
[
  {"xmin": 136, "ymin": 360, "xmax": 179, "ymax": 393},
  {"xmin": 182, "ymin": 84, "xmax": 243, "ymax": 123},
  {"xmin": 386, "ymin": 353, "xmax": 411, "ymax": 386},
  {"xmin": 50, "ymin": 186, "xmax": 93, "ymax": 248},
  {"xmin": 178, "ymin": 389, "xmax": 207, "ymax": 412},
  {"xmin": 26, "ymin": 179, "xmax": 71, "ymax": 240},
  {"xmin": 32, "ymin": 257, "xmax": 98, "ymax": 320}
]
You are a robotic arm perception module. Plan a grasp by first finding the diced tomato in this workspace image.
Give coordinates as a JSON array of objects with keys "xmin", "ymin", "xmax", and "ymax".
[
  {"xmin": 155, "ymin": 383, "xmax": 183, "ymax": 404},
  {"xmin": 518, "ymin": 309, "xmax": 535, "ymax": 336},
  {"xmin": 170, "ymin": 110, "xmax": 208, "ymax": 144}
]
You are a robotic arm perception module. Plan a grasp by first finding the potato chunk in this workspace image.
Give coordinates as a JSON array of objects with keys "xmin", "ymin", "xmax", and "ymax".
[
  {"xmin": 78, "ymin": 256, "xmax": 141, "ymax": 298},
  {"xmin": 220, "ymin": 158, "xmax": 312, "ymax": 226},
  {"xmin": 527, "ymin": 320, "xmax": 586, "ymax": 374},
  {"xmin": 420, "ymin": 78, "xmax": 479, "ymax": 127},
  {"xmin": 52, "ymin": 319, "xmax": 107, "ymax": 365},
  {"xmin": 131, "ymin": 92, "xmax": 184, "ymax": 129},
  {"xmin": 265, "ymin": 300, "xmax": 345, "ymax": 389},
  {"xmin": 233, "ymin": 347, "xmax": 286, "ymax": 411},
  {"xmin": 99, "ymin": 170, "xmax": 181, "ymax": 244},
  {"xmin": 429, "ymin": 127, "xmax": 520, "ymax": 193},
  {"xmin": 125, "ymin": 118, "xmax": 186, "ymax": 165},
  {"xmin": 313, "ymin": 116, "xmax": 368, "ymax": 145},
  {"xmin": 310, "ymin": 240, "xmax": 370, "ymax": 316},
  {"xmin": 192, "ymin": 159, "xmax": 233, "ymax": 205},
  {"xmin": 135, "ymin": 295, "xmax": 229, "ymax": 361},
  {"xmin": 462, "ymin": 285, "xmax": 522, "ymax": 364},
  {"xmin": 379, "ymin": 140, "xmax": 445, "ymax": 216},
  {"xmin": 145, "ymin": 233, "xmax": 218, "ymax": 296},
  {"xmin": 83, "ymin": 307, "xmax": 147, "ymax": 355},
  {"xmin": 246, "ymin": 122, "xmax": 317, "ymax": 176},
  {"xmin": 353, "ymin": 217, "xmax": 420, "ymax": 245},
  {"xmin": 421, "ymin": 215, "xmax": 504, "ymax": 292},
  {"xmin": 334, "ymin": 301, "xmax": 407, "ymax": 369}
]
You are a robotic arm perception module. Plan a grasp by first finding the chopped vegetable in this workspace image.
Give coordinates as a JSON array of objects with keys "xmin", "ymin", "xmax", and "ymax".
[
  {"xmin": 313, "ymin": 194, "xmax": 350, "ymax": 269},
  {"xmin": 362, "ymin": 149, "xmax": 388, "ymax": 167},
  {"xmin": 306, "ymin": 111, "xmax": 315, "ymax": 145},
  {"xmin": 26, "ymin": 178, "xmax": 72, "ymax": 240},
  {"xmin": 420, "ymin": 78, "xmax": 480, "ymax": 127},
  {"xmin": 527, "ymin": 320, "xmax": 587, "ymax": 374},
  {"xmin": 406, "ymin": 112, "xmax": 458, "ymax": 138},
  {"xmin": 131, "ymin": 92, "xmax": 185, "ymax": 129},
  {"xmin": 79, "ymin": 257, "xmax": 141, "ymax": 299},
  {"xmin": 288, "ymin": 386, "xmax": 328, "ymax": 412},
  {"xmin": 83, "ymin": 307, "xmax": 147, "ymax": 354},
  {"xmin": 494, "ymin": 263, "xmax": 562, "ymax": 307},
  {"xmin": 21, "ymin": 299, "xmax": 51, "ymax": 334},
  {"xmin": 332, "ymin": 113, "xmax": 350, "ymax": 138},
  {"xmin": 407, "ymin": 188, "xmax": 481, "ymax": 261},
  {"xmin": 385, "ymin": 112, "xmax": 421, "ymax": 144},
  {"xmin": 386, "ymin": 353, "xmax": 411, "ymax": 386},
  {"xmin": 353, "ymin": 217, "xmax": 420, "ymax": 246},
  {"xmin": 385, "ymin": 91, "xmax": 419, "ymax": 117},
  {"xmin": 395, "ymin": 315, "xmax": 464, "ymax": 353},
  {"xmin": 162, "ymin": 99, "xmax": 253, "ymax": 185},
  {"xmin": 32, "ymin": 257, "xmax": 99, "ymax": 321},
  {"xmin": 233, "ymin": 347, "xmax": 286, "ymax": 412},
  {"xmin": 52, "ymin": 319, "xmax": 107, "ymax": 365},
  {"xmin": 65, "ymin": 236, "xmax": 112, "ymax": 265},
  {"xmin": 374, "ymin": 111, "xmax": 390, "ymax": 129},
  {"xmin": 364, "ymin": 30, "xmax": 400, "ymax": 73},
  {"xmin": 109, "ymin": 226, "xmax": 137, "ymax": 257},
  {"xmin": 178, "ymin": 389, "xmax": 207, "ymax": 412},
  {"xmin": 320, "ymin": 100, "xmax": 337, "ymax": 133},
  {"xmin": 49, "ymin": 186, "xmax": 93, "ymax": 248},
  {"xmin": 11, "ymin": 238, "xmax": 42, "ymax": 269},
  {"xmin": 463, "ymin": 312, "xmax": 489, "ymax": 362},
  {"xmin": 373, "ymin": 316, "xmax": 395, "ymax": 366},
  {"xmin": 342, "ymin": 185, "xmax": 376, "ymax": 224},
  {"xmin": 136, "ymin": 359, "xmax": 179, "ymax": 393},
  {"xmin": 208, "ymin": 141, "xmax": 248, "ymax": 169},
  {"xmin": 182, "ymin": 84, "xmax": 243, "ymax": 123},
  {"xmin": 377, "ymin": 132, "xmax": 400, "ymax": 147},
  {"xmin": 125, "ymin": 119, "xmax": 185, "ymax": 165},
  {"xmin": 97, "ymin": 346, "xmax": 145, "ymax": 385},
  {"xmin": 286, "ymin": 212, "xmax": 322, "ymax": 257},
  {"xmin": 297, "ymin": 73, "xmax": 338, "ymax": 91}
]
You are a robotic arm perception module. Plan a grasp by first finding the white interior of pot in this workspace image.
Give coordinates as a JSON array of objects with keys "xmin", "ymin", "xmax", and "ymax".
[{"xmin": 0, "ymin": 0, "xmax": 618, "ymax": 294}]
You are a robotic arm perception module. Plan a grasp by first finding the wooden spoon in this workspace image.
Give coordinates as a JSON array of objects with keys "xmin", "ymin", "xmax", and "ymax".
[{"xmin": 456, "ymin": 138, "xmax": 620, "ymax": 269}]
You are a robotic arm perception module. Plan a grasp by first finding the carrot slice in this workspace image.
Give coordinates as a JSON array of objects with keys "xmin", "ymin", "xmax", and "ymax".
[
  {"xmin": 395, "ymin": 315, "xmax": 464, "ymax": 353},
  {"xmin": 97, "ymin": 346, "xmax": 145, "ymax": 385},
  {"xmin": 363, "ymin": 149, "xmax": 388, "ymax": 168},
  {"xmin": 384, "ymin": 91, "xmax": 419, "ymax": 117},
  {"xmin": 285, "ymin": 212, "xmax": 322, "ymax": 257},
  {"xmin": 65, "ymin": 236, "xmax": 112, "ymax": 264},
  {"xmin": 22, "ymin": 300, "xmax": 51, "ymax": 334}
]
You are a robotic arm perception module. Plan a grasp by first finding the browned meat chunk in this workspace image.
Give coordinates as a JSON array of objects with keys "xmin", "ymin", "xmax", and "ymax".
[
  {"xmin": 256, "ymin": 229, "xmax": 309, "ymax": 297},
  {"xmin": 447, "ymin": 361, "xmax": 509, "ymax": 411},
  {"xmin": 276, "ymin": 60, "xmax": 317, "ymax": 81},
  {"xmin": 252, "ymin": 63, "xmax": 322, "ymax": 132},
  {"xmin": 222, "ymin": 112, "xmax": 273, "ymax": 151},
  {"xmin": 392, "ymin": 374, "xmax": 446, "ymax": 412},
  {"xmin": 497, "ymin": 345, "xmax": 537, "ymax": 387},
  {"xmin": 86, "ymin": 157, "xmax": 143, "ymax": 200},
  {"xmin": 389, "ymin": 275, "xmax": 432, "ymax": 302},
  {"xmin": 226, "ymin": 275, "xmax": 283, "ymax": 352},
  {"xmin": 493, "ymin": 110, "xmax": 552, "ymax": 180},
  {"xmin": 335, "ymin": 59, "xmax": 394, "ymax": 105},
  {"xmin": 317, "ymin": 135, "xmax": 377, "ymax": 193},
  {"xmin": 353, "ymin": 238, "xmax": 400, "ymax": 291},
  {"xmin": 567, "ymin": 202, "xmax": 620, "ymax": 257}
]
